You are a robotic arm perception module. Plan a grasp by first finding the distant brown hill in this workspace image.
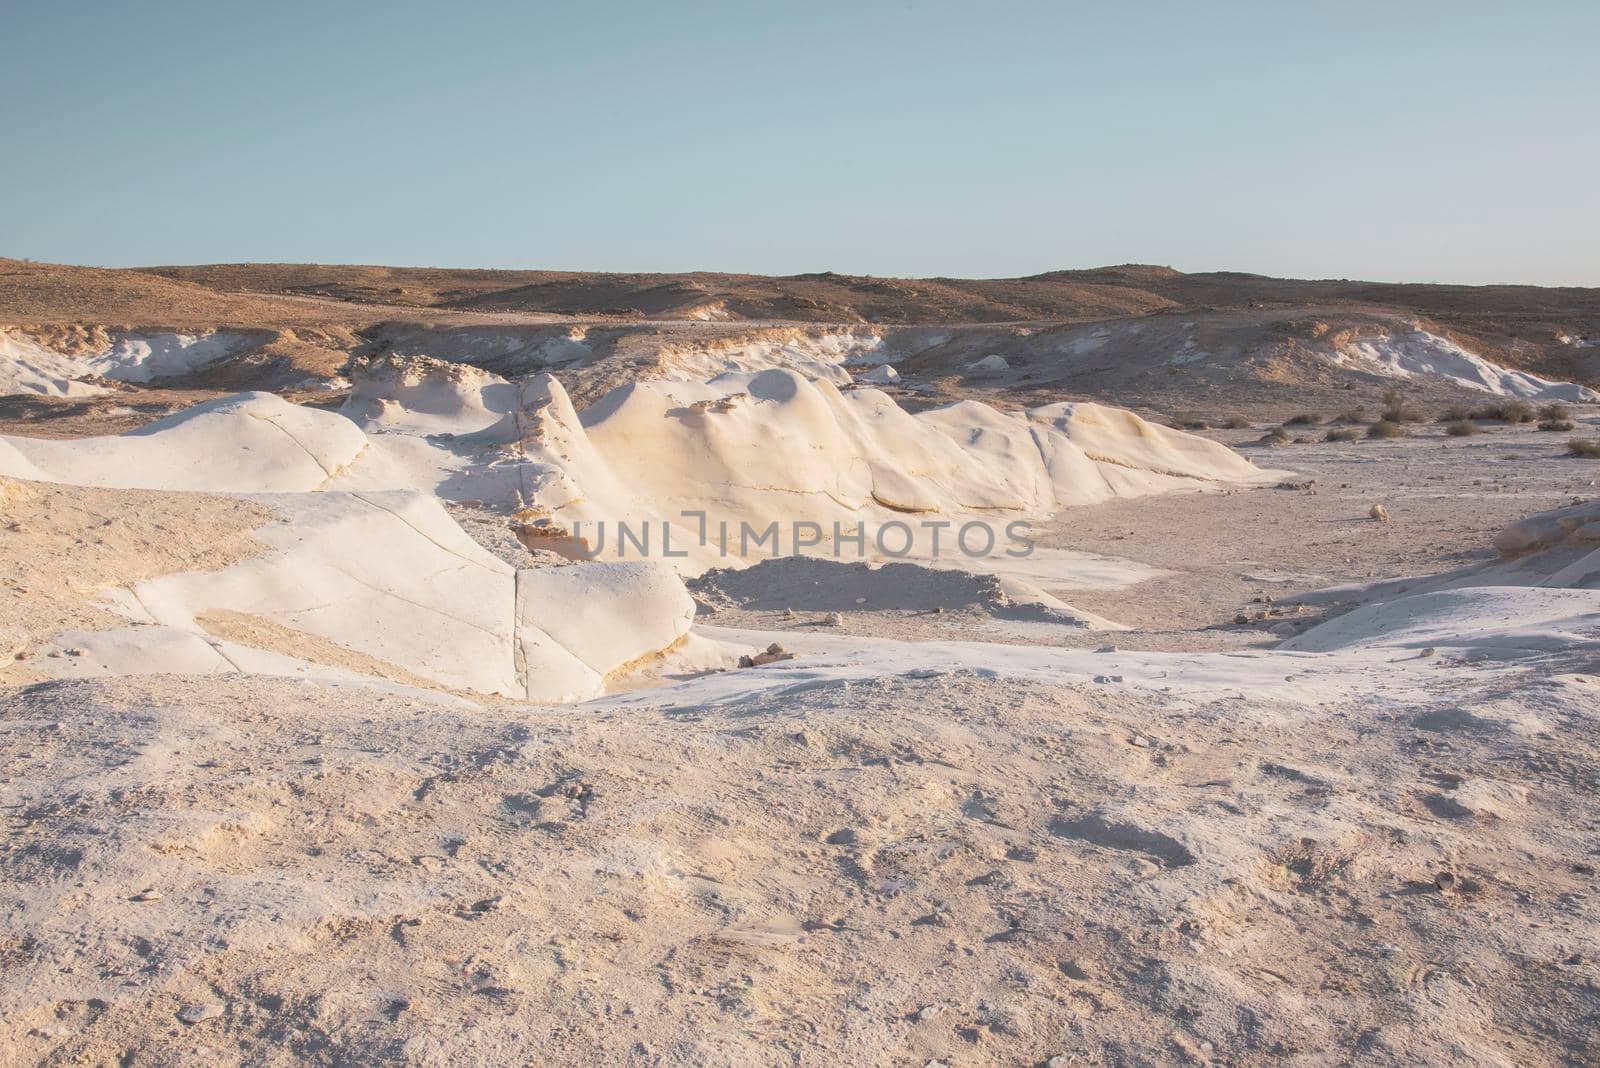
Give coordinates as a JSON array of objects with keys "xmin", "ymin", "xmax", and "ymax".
[
  {"xmin": 133, "ymin": 259, "xmax": 1600, "ymax": 324},
  {"xmin": 135, "ymin": 263, "xmax": 1177, "ymax": 323},
  {"xmin": 5, "ymin": 257, "xmax": 1598, "ymax": 380}
]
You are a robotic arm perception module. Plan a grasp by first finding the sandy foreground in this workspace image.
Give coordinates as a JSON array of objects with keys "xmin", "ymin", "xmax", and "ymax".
[
  {"xmin": 3, "ymin": 657, "xmax": 1597, "ymax": 1066},
  {"xmin": 3, "ymin": 388, "xmax": 1600, "ymax": 1064}
]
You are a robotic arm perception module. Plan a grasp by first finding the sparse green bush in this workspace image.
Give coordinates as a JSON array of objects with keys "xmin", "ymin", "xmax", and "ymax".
[
  {"xmin": 1444, "ymin": 420, "xmax": 1479, "ymax": 437},
  {"xmin": 1367, "ymin": 419, "xmax": 1407, "ymax": 439},
  {"xmin": 1567, "ymin": 438, "xmax": 1600, "ymax": 457},
  {"xmin": 1324, "ymin": 427, "xmax": 1363, "ymax": 442}
]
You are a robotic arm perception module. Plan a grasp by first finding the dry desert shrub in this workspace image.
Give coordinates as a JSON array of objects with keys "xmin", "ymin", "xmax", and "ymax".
[
  {"xmin": 1323, "ymin": 427, "xmax": 1363, "ymax": 443},
  {"xmin": 1380, "ymin": 387, "xmax": 1425, "ymax": 423},
  {"xmin": 1263, "ymin": 833, "xmax": 1375, "ymax": 892},
  {"xmin": 0, "ymin": 477, "xmax": 29, "ymax": 506},
  {"xmin": 1569, "ymin": 438, "xmax": 1600, "ymax": 458},
  {"xmin": 1222, "ymin": 416, "xmax": 1252, "ymax": 429},
  {"xmin": 1283, "ymin": 413, "xmax": 1322, "ymax": 426},
  {"xmin": 1436, "ymin": 405, "xmax": 1472, "ymax": 422},
  {"xmin": 1334, "ymin": 407, "xmax": 1367, "ymax": 424},
  {"xmin": 1367, "ymin": 419, "xmax": 1407, "ymax": 439},
  {"xmin": 1444, "ymin": 420, "xmax": 1479, "ymax": 437},
  {"xmin": 1475, "ymin": 399, "xmax": 1536, "ymax": 423},
  {"xmin": 1537, "ymin": 403, "xmax": 1574, "ymax": 431},
  {"xmin": 1259, "ymin": 426, "xmax": 1293, "ymax": 446}
]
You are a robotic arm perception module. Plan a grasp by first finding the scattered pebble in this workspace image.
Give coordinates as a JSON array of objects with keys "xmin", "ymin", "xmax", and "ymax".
[
  {"xmin": 177, "ymin": 1002, "xmax": 223, "ymax": 1024},
  {"xmin": 738, "ymin": 643, "xmax": 795, "ymax": 668}
]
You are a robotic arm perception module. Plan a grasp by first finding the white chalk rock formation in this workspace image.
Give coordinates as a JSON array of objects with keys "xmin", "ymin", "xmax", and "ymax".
[
  {"xmin": 0, "ymin": 328, "xmax": 255, "ymax": 397},
  {"xmin": 651, "ymin": 327, "xmax": 887, "ymax": 384},
  {"xmin": 1493, "ymin": 499, "xmax": 1600, "ymax": 559},
  {"xmin": 493, "ymin": 369, "xmax": 1277, "ymax": 571},
  {"xmin": 1, "ymin": 373, "xmax": 1271, "ymax": 693},
  {"xmin": 1280, "ymin": 587, "xmax": 1600, "ymax": 656},
  {"xmin": 325, "ymin": 362, "xmax": 1278, "ymax": 571},
  {"xmin": 0, "ymin": 392, "xmax": 370, "ymax": 492},
  {"xmin": 1285, "ymin": 499, "xmax": 1600, "ymax": 655},
  {"xmin": 0, "ymin": 388, "xmax": 697, "ymax": 701},
  {"xmin": 0, "ymin": 330, "xmax": 111, "ymax": 397},
  {"xmin": 1331, "ymin": 328, "xmax": 1600, "ymax": 402},
  {"xmin": 341, "ymin": 353, "xmax": 525, "ymax": 437},
  {"xmin": 966, "ymin": 354, "xmax": 1011, "ymax": 374},
  {"xmin": 856, "ymin": 364, "xmax": 900, "ymax": 384},
  {"xmin": 36, "ymin": 489, "xmax": 688, "ymax": 703},
  {"xmin": 3, "ymin": 370, "xmax": 1276, "ymax": 572},
  {"xmin": 95, "ymin": 491, "xmax": 693, "ymax": 702}
]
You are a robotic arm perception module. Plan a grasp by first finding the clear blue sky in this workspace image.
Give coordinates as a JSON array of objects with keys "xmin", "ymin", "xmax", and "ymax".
[{"xmin": 3, "ymin": 1, "xmax": 1596, "ymax": 284}]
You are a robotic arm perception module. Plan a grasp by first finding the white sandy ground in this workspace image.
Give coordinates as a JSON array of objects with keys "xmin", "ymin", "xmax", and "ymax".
[
  {"xmin": 2, "ymin": 641, "xmax": 1598, "ymax": 1064},
  {"xmin": 1, "ymin": 475, "xmax": 1598, "ymax": 1067},
  {"xmin": 3, "ymin": 364, "xmax": 1600, "ymax": 1062}
]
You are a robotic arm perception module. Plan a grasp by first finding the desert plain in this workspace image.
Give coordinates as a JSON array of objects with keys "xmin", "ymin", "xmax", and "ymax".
[{"xmin": 2, "ymin": 259, "xmax": 1599, "ymax": 1065}]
